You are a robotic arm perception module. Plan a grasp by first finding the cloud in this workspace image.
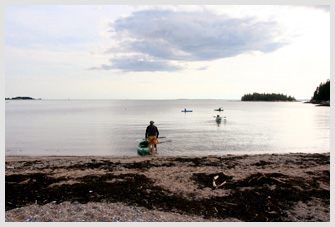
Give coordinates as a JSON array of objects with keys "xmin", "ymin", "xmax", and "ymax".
[
  {"xmin": 97, "ymin": 9, "xmax": 286, "ymax": 72},
  {"xmin": 90, "ymin": 55, "xmax": 183, "ymax": 72},
  {"xmin": 305, "ymin": 5, "xmax": 330, "ymax": 12},
  {"xmin": 196, "ymin": 66, "xmax": 209, "ymax": 71}
]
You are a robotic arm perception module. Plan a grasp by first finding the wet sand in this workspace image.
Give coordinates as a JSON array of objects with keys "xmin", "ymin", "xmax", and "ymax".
[{"xmin": 5, "ymin": 153, "xmax": 330, "ymax": 222}]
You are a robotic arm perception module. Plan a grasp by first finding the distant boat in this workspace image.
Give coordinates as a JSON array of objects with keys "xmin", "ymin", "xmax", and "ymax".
[
  {"xmin": 181, "ymin": 110, "xmax": 193, "ymax": 112},
  {"xmin": 214, "ymin": 108, "xmax": 224, "ymax": 111}
]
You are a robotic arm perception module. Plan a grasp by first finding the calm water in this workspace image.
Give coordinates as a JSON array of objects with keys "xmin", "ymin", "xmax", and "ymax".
[{"xmin": 5, "ymin": 100, "xmax": 330, "ymax": 157}]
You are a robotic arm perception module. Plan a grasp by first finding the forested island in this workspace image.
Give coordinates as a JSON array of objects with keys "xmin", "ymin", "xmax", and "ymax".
[
  {"xmin": 308, "ymin": 79, "xmax": 330, "ymax": 106},
  {"xmin": 241, "ymin": 93, "xmax": 296, "ymax": 101},
  {"xmin": 5, "ymin": 96, "xmax": 41, "ymax": 100}
]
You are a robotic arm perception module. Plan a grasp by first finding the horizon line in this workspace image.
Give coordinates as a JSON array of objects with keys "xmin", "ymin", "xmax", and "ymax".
[{"xmin": 5, "ymin": 98, "xmax": 310, "ymax": 101}]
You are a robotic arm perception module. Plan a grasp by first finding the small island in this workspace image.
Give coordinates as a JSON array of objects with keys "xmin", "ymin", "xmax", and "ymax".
[
  {"xmin": 5, "ymin": 96, "xmax": 41, "ymax": 100},
  {"xmin": 241, "ymin": 93, "xmax": 296, "ymax": 101}
]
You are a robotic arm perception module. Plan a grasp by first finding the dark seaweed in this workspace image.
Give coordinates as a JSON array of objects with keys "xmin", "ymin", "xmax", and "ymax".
[{"xmin": 6, "ymin": 154, "xmax": 330, "ymax": 221}]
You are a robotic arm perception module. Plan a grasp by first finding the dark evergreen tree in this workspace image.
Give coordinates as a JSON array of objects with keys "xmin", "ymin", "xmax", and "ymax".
[{"xmin": 311, "ymin": 80, "xmax": 330, "ymax": 102}]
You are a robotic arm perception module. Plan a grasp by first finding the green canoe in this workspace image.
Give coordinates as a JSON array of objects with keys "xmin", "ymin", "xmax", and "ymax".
[{"xmin": 137, "ymin": 139, "xmax": 149, "ymax": 156}]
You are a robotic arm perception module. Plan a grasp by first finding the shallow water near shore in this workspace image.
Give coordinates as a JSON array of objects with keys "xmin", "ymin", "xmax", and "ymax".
[{"xmin": 5, "ymin": 99, "xmax": 330, "ymax": 157}]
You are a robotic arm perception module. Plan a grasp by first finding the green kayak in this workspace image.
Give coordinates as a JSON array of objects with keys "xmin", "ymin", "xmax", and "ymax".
[{"xmin": 137, "ymin": 139, "xmax": 149, "ymax": 156}]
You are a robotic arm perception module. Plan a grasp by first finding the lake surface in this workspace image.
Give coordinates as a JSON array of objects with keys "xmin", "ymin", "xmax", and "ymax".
[{"xmin": 5, "ymin": 100, "xmax": 330, "ymax": 157}]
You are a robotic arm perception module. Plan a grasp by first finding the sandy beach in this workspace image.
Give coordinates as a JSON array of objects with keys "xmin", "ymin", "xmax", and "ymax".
[{"xmin": 5, "ymin": 153, "xmax": 330, "ymax": 222}]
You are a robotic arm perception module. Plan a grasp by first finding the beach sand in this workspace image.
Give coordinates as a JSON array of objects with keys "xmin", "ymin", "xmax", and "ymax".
[{"xmin": 5, "ymin": 153, "xmax": 330, "ymax": 222}]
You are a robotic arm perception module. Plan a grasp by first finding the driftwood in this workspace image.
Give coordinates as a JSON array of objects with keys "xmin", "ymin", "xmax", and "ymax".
[{"xmin": 213, "ymin": 175, "xmax": 226, "ymax": 189}]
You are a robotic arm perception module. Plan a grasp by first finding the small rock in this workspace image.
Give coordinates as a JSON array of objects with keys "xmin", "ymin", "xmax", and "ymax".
[{"xmin": 25, "ymin": 216, "xmax": 33, "ymax": 222}]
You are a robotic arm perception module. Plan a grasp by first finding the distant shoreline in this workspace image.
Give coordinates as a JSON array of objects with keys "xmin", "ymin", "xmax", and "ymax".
[
  {"xmin": 5, "ymin": 96, "xmax": 41, "ymax": 100},
  {"xmin": 5, "ymin": 98, "xmax": 311, "ymax": 102},
  {"xmin": 304, "ymin": 100, "xmax": 330, "ymax": 107}
]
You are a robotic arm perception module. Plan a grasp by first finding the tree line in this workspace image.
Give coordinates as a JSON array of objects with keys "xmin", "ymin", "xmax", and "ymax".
[
  {"xmin": 311, "ymin": 79, "xmax": 330, "ymax": 102},
  {"xmin": 241, "ymin": 93, "xmax": 296, "ymax": 101},
  {"xmin": 5, "ymin": 96, "xmax": 35, "ymax": 100}
]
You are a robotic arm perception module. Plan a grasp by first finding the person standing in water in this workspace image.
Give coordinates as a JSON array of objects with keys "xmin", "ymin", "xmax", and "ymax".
[{"xmin": 145, "ymin": 121, "xmax": 159, "ymax": 155}]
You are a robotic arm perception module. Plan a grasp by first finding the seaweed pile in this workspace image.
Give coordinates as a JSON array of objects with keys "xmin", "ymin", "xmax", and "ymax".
[{"xmin": 6, "ymin": 154, "xmax": 330, "ymax": 221}]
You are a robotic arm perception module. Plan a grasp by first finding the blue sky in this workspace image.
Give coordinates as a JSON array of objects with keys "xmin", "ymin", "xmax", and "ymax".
[{"xmin": 4, "ymin": 4, "xmax": 330, "ymax": 99}]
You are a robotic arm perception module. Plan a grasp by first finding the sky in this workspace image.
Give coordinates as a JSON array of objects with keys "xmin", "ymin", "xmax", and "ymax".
[{"xmin": 4, "ymin": 4, "xmax": 331, "ymax": 100}]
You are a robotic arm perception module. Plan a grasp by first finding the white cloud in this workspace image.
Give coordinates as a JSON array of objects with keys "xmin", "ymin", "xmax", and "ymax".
[
  {"xmin": 96, "ymin": 8, "xmax": 286, "ymax": 72},
  {"xmin": 90, "ymin": 55, "xmax": 183, "ymax": 72}
]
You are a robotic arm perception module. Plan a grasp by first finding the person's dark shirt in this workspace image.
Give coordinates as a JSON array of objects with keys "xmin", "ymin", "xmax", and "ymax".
[{"xmin": 145, "ymin": 124, "xmax": 159, "ymax": 139}]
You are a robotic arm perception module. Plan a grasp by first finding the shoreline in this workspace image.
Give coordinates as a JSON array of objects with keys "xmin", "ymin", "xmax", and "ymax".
[
  {"xmin": 4, "ymin": 150, "xmax": 331, "ymax": 160},
  {"xmin": 5, "ymin": 152, "xmax": 330, "ymax": 222}
]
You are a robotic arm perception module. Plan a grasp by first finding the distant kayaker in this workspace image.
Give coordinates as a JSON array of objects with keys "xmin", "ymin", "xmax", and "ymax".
[{"xmin": 145, "ymin": 121, "xmax": 159, "ymax": 155}]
